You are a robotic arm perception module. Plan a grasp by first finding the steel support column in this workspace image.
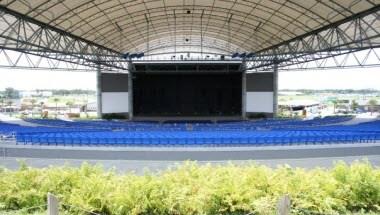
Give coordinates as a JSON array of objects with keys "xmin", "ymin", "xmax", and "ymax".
[
  {"xmin": 241, "ymin": 61, "xmax": 247, "ymax": 119},
  {"xmin": 96, "ymin": 64, "xmax": 102, "ymax": 118},
  {"xmin": 273, "ymin": 61, "xmax": 278, "ymax": 117},
  {"xmin": 128, "ymin": 63, "xmax": 134, "ymax": 120}
]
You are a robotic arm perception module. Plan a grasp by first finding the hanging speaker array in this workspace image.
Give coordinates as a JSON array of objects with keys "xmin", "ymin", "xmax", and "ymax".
[
  {"xmin": 122, "ymin": 52, "xmax": 145, "ymax": 59},
  {"xmin": 231, "ymin": 52, "xmax": 255, "ymax": 59}
]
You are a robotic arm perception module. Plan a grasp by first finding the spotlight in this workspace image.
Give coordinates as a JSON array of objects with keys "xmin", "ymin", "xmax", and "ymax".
[
  {"xmin": 122, "ymin": 52, "xmax": 129, "ymax": 59},
  {"xmin": 136, "ymin": 53, "xmax": 145, "ymax": 58},
  {"xmin": 231, "ymin": 53, "xmax": 239, "ymax": 58},
  {"xmin": 239, "ymin": 52, "xmax": 247, "ymax": 58},
  {"xmin": 246, "ymin": 52, "xmax": 255, "ymax": 58}
]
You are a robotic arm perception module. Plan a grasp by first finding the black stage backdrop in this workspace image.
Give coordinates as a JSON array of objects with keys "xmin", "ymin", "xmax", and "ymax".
[{"xmin": 132, "ymin": 72, "xmax": 242, "ymax": 117}]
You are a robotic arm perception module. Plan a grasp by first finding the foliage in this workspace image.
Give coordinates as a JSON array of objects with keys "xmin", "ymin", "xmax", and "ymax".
[
  {"xmin": 0, "ymin": 161, "xmax": 379, "ymax": 215},
  {"xmin": 280, "ymin": 89, "xmax": 380, "ymax": 95},
  {"xmin": 102, "ymin": 113, "xmax": 129, "ymax": 120},
  {"xmin": 48, "ymin": 89, "xmax": 95, "ymax": 96},
  {"xmin": 368, "ymin": 99, "xmax": 378, "ymax": 106},
  {"xmin": 3, "ymin": 87, "xmax": 20, "ymax": 99},
  {"xmin": 351, "ymin": 100, "xmax": 359, "ymax": 111},
  {"xmin": 246, "ymin": 113, "xmax": 268, "ymax": 119}
]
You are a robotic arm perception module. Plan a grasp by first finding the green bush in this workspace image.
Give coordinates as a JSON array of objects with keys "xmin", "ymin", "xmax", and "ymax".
[
  {"xmin": 246, "ymin": 113, "xmax": 268, "ymax": 119},
  {"xmin": 102, "ymin": 113, "xmax": 128, "ymax": 120},
  {"xmin": 0, "ymin": 161, "xmax": 379, "ymax": 215}
]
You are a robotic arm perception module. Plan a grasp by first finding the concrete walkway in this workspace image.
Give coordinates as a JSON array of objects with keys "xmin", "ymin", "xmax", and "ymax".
[
  {"xmin": 0, "ymin": 113, "xmax": 37, "ymax": 126},
  {"xmin": 341, "ymin": 116, "xmax": 378, "ymax": 125},
  {"xmin": 1, "ymin": 142, "xmax": 379, "ymax": 161},
  {"xmin": 1, "ymin": 155, "xmax": 379, "ymax": 173}
]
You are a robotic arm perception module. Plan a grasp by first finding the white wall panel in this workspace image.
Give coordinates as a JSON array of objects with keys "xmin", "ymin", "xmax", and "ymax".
[
  {"xmin": 246, "ymin": 92, "xmax": 273, "ymax": 113},
  {"xmin": 101, "ymin": 92, "xmax": 129, "ymax": 113}
]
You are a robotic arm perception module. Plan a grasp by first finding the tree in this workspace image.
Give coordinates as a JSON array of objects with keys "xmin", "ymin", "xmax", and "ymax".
[
  {"xmin": 4, "ymin": 87, "xmax": 19, "ymax": 99},
  {"xmin": 53, "ymin": 97, "xmax": 60, "ymax": 119},
  {"xmin": 332, "ymin": 100, "xmax": 338, "ymax": 114},
  {"xmin": 66, "ymin": 101, "xmax": 74, "ymax": 114},
  {"xmin": 40, "ymin": 101, "xmax": 45, "ymax": 118},
  {"xmin": 368, "ymin": 99, "xmax": 378, "ymax": 115},
  {"xmin": 30, "ymin": 99, "xmax": 37, "ymax": 117},
  {"xmin": 6, "ymin": 100, "xmax": 13, "ymax": 116},
  {"xmin": 82, "ymin": 97, "xmax": 89, "ymax": 118},
  {"xmin": 0, "ymin": 96, "xmax": 4, "ymax": 112},
  {"xmin": 351, "ymin": 100, "xmax": 359, "ymax": 112}
]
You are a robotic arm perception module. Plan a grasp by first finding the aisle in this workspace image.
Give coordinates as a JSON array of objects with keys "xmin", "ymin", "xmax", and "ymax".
[{"xmin": 0, "ymin": 113, "xmax": 37, "ymax": 127}]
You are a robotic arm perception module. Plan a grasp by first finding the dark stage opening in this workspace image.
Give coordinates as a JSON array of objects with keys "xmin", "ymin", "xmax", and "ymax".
[{"xmin": 132, "ymin": 72, "xmax": 242, "ymax": 117}]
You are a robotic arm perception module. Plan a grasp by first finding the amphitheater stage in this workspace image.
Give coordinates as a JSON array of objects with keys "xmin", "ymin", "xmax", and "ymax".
[{"xmin": 131, "ymin": 116, "xmax": 244, "ymax": 122}]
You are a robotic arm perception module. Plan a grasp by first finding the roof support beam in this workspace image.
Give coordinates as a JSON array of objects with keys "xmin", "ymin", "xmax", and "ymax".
[
  {"xmin": 0, "ymin": 6, "xmax": 128, "ymax": 71},
  {"xmin": 275, "ymin": 47, "xmax": 380, "ymax": 71},
  {"xmin": 0, "ymin": 48, "xmax": 98, "ymax": 72},
  {"xmin": 246, "ymin": 6, "xmax": 380, "ymax": 71}
]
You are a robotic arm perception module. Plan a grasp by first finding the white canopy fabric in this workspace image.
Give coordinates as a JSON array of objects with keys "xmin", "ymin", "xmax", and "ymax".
[{"xmin": 0, "ymin": 0, "xmax": 378, "ymax": 55}]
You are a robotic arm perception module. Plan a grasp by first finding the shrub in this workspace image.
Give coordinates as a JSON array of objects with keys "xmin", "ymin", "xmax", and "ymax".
[
  {"xmin": 102, "ymin": 113, "xmax": 128, "ymax": 120},
  {"xmin": 0, "ymin": 161, "xmax": 379, "ymax": 214}
]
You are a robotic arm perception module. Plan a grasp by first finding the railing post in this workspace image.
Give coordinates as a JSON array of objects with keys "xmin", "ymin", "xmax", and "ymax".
[
  {"xmin": 277, "ymin": 194, "xmax": 291, "ymax": 215},
  {"xmin": 47, "ymin": 193, "xmax": 59, "ymax": 215},
  {"xmin": 2, "ymin": 147, "xmax": 6, "ymax": 159}
]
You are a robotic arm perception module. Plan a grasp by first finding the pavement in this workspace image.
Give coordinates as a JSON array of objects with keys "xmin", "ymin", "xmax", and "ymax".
[
  {"xmin": 1, "ymin": 155, "xmax": 379, "ymax": 174},
  {"xmin": 1, "ymin": 142, "xmax": 379, "ymax": 173},
  {"xmin": 0, "ymin": 113, "xmax": 37, "ymax": 126}
]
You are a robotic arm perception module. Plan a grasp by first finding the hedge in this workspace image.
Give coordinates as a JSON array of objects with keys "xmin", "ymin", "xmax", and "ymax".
[{"xmin": 0, "ymin": 161, "xmax": 379, "ymax": 214}]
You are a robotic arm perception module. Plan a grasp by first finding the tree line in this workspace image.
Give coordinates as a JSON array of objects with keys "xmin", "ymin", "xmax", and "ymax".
[
  {"xmin": 281, "ymin": 89, "xmax": 380, "ymax": 94},
  {"xmin": 0, "ymin": 88, "xmax": 95, "ymax": 99}
]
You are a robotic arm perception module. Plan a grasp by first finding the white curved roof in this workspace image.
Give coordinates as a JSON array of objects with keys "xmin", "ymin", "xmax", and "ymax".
[{"xmin": 0, "ymin": 0, "xmax": 378, "ymax": 55}]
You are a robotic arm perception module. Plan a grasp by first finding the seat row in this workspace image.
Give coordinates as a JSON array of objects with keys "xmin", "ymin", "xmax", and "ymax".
[
  {"xmin": 25, "ymin": 116, "xmax": 353, "ymax": 132},
  {"xmin": 16, "ymin": 130, "xmax": 380, "ymax": 146}
]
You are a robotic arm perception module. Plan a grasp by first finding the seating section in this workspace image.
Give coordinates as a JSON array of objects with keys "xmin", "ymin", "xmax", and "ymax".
[
  {"xmin": 0, "ymin": 121, "xmax": 104, "ymax": 141},
  {"xmin": 24, "ymin": 116, "xmax": 353, "ymax": 131},
  {"xmin": 1, "ymin": 116, "xmax": 379, "ymax": 146}
]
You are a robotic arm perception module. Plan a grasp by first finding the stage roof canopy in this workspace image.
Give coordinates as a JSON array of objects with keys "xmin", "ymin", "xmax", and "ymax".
[
  {"xmin": 1, "ymin": 0, "xmax": 378, "ymax": 55},
  {"xmin": 0, "ymin": 0, "xmax": 378, "ymax": 71}
]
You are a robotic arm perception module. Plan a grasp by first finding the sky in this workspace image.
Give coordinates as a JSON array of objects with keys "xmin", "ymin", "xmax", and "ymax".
[
  {"xmin": 279, "ymin": 67, "xmax": 380, "ymax": 90},
  {"xmin": 0, "ymin": 67, "xmax": 379, "ymax": 91},
  {"xmin": 0, "ymin": 69, "xmax": 96, "ymax": 91}
]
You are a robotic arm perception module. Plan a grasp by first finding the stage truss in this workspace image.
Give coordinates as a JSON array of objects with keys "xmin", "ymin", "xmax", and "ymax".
[{"xmin": 0, "ymin": 5, "xmax": 379, "ymax": 72}]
